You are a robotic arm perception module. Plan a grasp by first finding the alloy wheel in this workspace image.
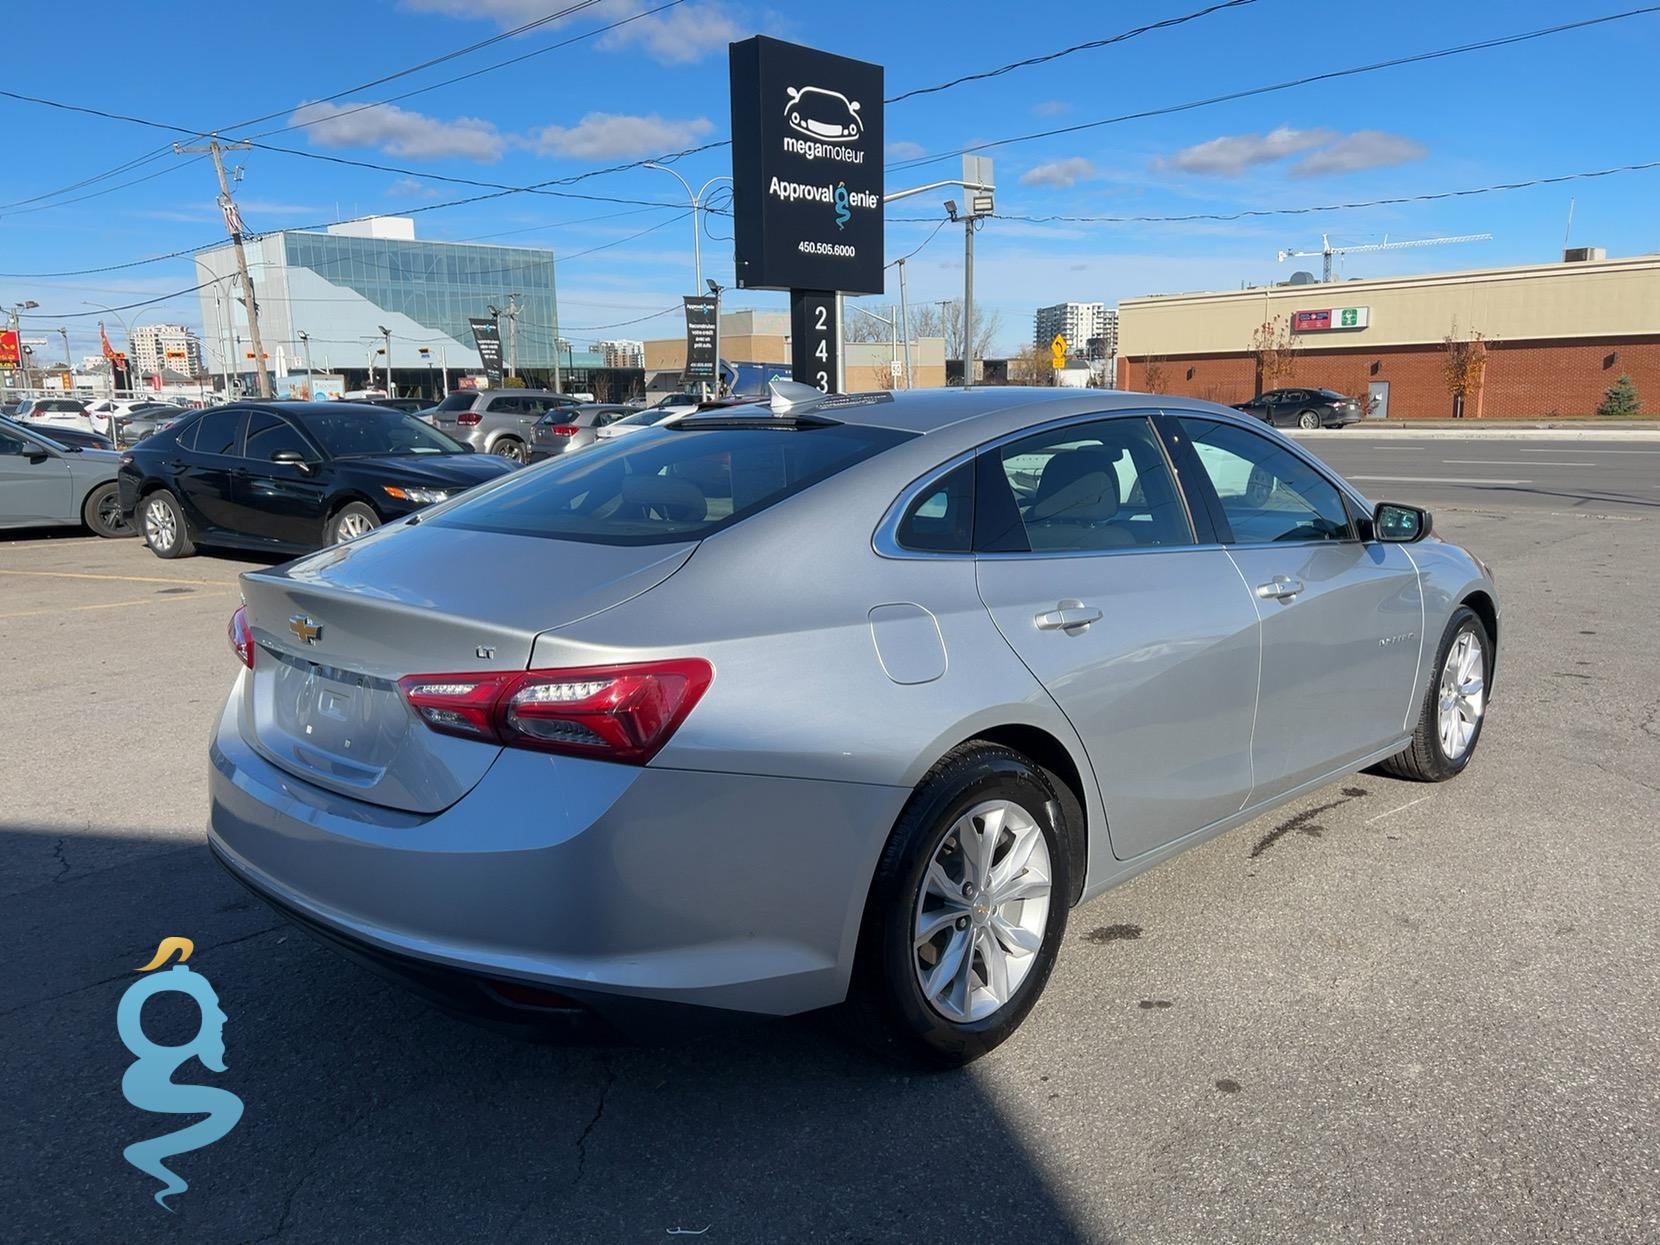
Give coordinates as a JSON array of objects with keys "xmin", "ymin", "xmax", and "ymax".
[
  {"xmin": 495, "ymin": 440, "xmax": 526, "ymax": 463},
  {"xmin": 912, "ymin": 799, "xmax": 1053, "ymax": 1024},
  {"xmin": 1437, "ymin": 628, "xmax": 1486, "ymax": 760},
  {"xmin": 143, "ymin": 498, "xmax": 175, "ymax": 550},
  {"xmin": 97, "ymin": 490, "xmax": 129, "ymax": 535},
  {"xmin": 336, "ymin": 510, "xmax": 377, "ymax": 541}
]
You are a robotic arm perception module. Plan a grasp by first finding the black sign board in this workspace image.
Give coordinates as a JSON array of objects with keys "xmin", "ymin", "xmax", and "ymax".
[
  {"xmin": 683, "ymin": 296, "xmax": 718, "ymax": 382},
  {"xmin": 468, "ymin": 316, "xmax": 503, "ymax": 385},
  {"xmin": 790, "ymin": 290, "xmax": 840, "ymax": 394},
  {"xmin": 729, "ymin": 36, "xmax": 884, "ymax": 295}
]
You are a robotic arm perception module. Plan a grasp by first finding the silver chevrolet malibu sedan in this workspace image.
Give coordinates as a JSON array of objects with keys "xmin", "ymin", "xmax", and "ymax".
[{"xmin": 209, "ymin": 385, "xmax": 1498, "ymax": 1066}]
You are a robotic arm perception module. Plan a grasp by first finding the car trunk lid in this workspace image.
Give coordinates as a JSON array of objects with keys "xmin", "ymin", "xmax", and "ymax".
[{"xmin": 236, "ymin": 523, "xmax": 695, "ymax": 813}]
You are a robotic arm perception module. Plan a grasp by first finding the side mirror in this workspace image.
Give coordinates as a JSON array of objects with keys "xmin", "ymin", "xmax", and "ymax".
[
  {"xmin": 1371, "ymin": 501, "xmax": 1432, "ymax": 543},
  {"xmin": 272, "ymin": 449, "xmax": 315, "ymax": 474},
  {"xmin": 25, "ymin": 449, "xmax": 50, "ymax": 464}
]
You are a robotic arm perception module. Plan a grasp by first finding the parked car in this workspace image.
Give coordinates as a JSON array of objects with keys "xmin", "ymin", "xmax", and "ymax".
[
  {"xmin": 204, "ymin": 385, "xmax": 1497, "ymax": 1066},
  {"xmin": 31, "ymin": 424, "xmax": 113, "ymax": 452},
  {"xmin": 16, "ymin": 397, "xmax": 95, "ymax": 436},
  {"xmin": 118, "ymin": 405, "xmax": 192, "ymax": 448},
  {"xmin": 0, "ymin": 416, "xmax": 132, "ymax": 537},
  {"xmin": 1233, "ymin": 388, "xmax": 1362, "ymax": 429},
  {"xmin": 528, "ymin": 404, "xmax": 634, "ymax": 462},
  {"xmin": 426, "ymin": 389, "xmax": 580, "ymax": 463},
  {"xmin": 593, "ymin": 396, "xmax": 744, "ymax": 443},
  {"xmin": 118, "ymin": 401, "xmax": 516, "ymax": 559},
  {"xmin": 354, "ymin": 397, "xmax": 433, "ymax": 415}
]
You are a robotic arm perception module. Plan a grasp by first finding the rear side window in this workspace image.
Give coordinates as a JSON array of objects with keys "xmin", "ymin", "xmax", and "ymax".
[
  {"xmin": 896, "ymin": 460, "xmax": 975, "ymax": 553},
  {"xmin": 434, "ymin": 423, "xmax": 912, "ymax": 545},
  {"xmin": 193, "ymin": 409, "xmax": 244, "ymax": 456}
]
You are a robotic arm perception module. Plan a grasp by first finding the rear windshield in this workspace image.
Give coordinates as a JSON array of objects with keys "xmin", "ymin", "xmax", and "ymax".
[
  {"xmin": 432, "ymin": 393, "xmax": 480, "ymax": 412},
  {"xmin": 433, "ymin": 422, "xmax": 912, "ymax": 545},
  {"xmin": 300, "ymin": 408, "xmax": 466, "ymax": 458}
]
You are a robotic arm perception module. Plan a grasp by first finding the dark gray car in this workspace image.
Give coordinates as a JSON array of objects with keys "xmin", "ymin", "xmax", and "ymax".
[
  {"xmin": 1233, "ymin": 387, "xmax": 1362, "ymax": 429},
  {"xmin": 0, "ymin": 416, "xmax": 133, "ymax": 537},
  {"xmin": 528, "ymin": 403, "xmax": 633, "ymax": 462},
  {"xmin": 427, "ymin": 389, "xmax": 579, "ymax": 463}
]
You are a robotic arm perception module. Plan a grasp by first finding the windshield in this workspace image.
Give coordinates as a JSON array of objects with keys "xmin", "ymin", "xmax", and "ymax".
[
  {"xmin": 301, "ymin": 408, "xmax": 467, "ymax": 458},
  {"xmin": 433, "ymin": 422, "xmax": 912, "ymax": 545}
]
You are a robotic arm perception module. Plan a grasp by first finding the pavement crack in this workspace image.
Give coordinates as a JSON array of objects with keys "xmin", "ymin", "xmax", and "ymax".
[
  {"xmin": 50, "ymin": 837, "xmax": 70, "ymax": 882},
  {"xmin": 574, "ymin": 1055, "xmax": 616, "ymax": 1184}
]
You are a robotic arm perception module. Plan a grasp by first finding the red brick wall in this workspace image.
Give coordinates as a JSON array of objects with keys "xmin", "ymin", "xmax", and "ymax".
[{"xmin": 1117, "ymin": 335, "xmax": 1660, "ymax": 418}]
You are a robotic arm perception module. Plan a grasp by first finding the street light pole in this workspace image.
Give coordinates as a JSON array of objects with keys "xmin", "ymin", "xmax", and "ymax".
[
  {"xmin": 896, "ymin": 258, "xmax": 914, "ymax": 390},
  {"xmin": 297, "ymin": 330, "xmax": 315, "ymax": 396},
  {"xmin": 378, "ymin": 325, "xmax": 393, "ymax": 395}
]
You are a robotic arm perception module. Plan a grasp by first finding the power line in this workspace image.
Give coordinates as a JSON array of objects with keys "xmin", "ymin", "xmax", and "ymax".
[
  {"xmin": 889, "ymin": 159, "xmax": 1660, "ymax": 226},
  {"xmin": 887, "ymin": 218, "xmax": 950, "ymax": 267},
  {"xmin": 886, "ymin": 6, "xmax": 1660, "ymax": 173},
  {"xmin": 884, "ymin": 0, "xmax": 1260, "ymax": 103}
]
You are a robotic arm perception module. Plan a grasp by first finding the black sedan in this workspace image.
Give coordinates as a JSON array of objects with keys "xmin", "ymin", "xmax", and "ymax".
[
  {"xmin": 118, "ymin": 401, "xmax": 517, "ymax": 559},
  {"xmin": 1233, "ymin": 387, "xmax": 1362, "ymax": 429}
]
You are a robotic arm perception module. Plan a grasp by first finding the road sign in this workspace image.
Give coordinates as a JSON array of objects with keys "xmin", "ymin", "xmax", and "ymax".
[{"xmin": 1050, "ymin": 333, "xmax": 1068, "ymax": 369}]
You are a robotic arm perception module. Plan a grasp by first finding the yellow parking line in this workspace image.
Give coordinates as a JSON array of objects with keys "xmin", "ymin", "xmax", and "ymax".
[
  {"xmin": 0, "ymin": 567, "xmax": 227, "ymax": 588},
  {"xmin": 0, "ymin": 589, "xmax": 237, "ymax": 621}
]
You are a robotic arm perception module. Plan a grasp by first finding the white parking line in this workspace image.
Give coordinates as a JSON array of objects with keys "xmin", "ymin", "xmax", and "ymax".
[
  {"xmin": 1517, "ymin": 447, "xmax": 1660, "ymax": 454},
  {"xmin": 1350, "ymin": 475, "xmax": 1531, "ymax": 485},
  {"xmin": 1365, "ymin": 794, "xmax": 1437, "ymax": 825},
  {"xmin": 1443, "ymin": 459, "xmax": 1596, "ymax": 467}
]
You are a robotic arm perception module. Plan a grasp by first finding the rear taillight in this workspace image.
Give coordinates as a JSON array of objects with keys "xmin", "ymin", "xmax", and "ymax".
[
  {"xmin": 397, "ymin": 659, "xmax": 712, "ymax": 764},
  {"xmin": 457, "ymin": 411, "xmax": 482, "ymax": 426},
  {"xmin": 229, "ymin": 606, "xmax": 255, "ymax": 669},
  {"xmin": 549, "ymin": 424, "xmax": 578, "ymax": 436}
]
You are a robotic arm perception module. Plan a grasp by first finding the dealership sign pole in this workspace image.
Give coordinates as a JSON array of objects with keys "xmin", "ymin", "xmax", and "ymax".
[{"xmin": 730, "ymin": 36, "xmax": 884, "ymax": 395}]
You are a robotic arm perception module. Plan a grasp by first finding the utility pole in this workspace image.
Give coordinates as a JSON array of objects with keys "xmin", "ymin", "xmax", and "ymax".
[
  {"xmin": 439, "ymin": 345, "xmax": 449, "ymax": 397},
  {"xmin": 297, "ymin": 330, "xmax": 314, "ymax": 395},
  {"xmin": 57, "ymin": 327, "xmax": 71, "ymax": 373},
  {"xmin": 378, "ymin": 325, "xmax": 393, "ymax": 395},
  {"xmin": 963, "ymin": 219, "xmax": 975, "ymax": 389},
  {"xmin": 897, "ymin": 257, "xmax": 913, "ymax": 390},
  {"xmin": 176, "ymin": 137, "xmax": 271, "ymax": 397}
]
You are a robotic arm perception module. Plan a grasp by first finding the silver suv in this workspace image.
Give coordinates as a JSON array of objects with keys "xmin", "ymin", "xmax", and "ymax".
[{"xmin": 428, "ymin": 389, "xmax": 578, "ymax": 463}]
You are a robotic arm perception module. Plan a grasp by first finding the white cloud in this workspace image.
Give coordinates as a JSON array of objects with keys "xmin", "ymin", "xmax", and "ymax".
[
  {"xmin": 290, "ymin": 100, "xmax": 505, "ymax": 162},
  {"xmin": 528, "ymin": 112, "xmax": 714, "ymax": 160},
  {"xmin": 387, "ymin": 176, "xmax": 444, "ymax": 199},
  {"xmin": 1019, "ymin": 157, "xmax": 1097, "ymax": 189},
  {"xmin": 1032, "ymin": 100, "xmax": 1071, "ymax": 117},
  {"xmin": 600, "ymin": 3, "xmax": 743, "ymax": 64},
  {"xmin": 1292, "ymin": 131, "xmax": 1427, "ymax": 177},
  {"xmin": 1155, "ymin": 126, "xmax": 1333, "ymax": 177},
  {"xmin": 887, "ymin": 140, "xmax": 927, "ymax": 160}
]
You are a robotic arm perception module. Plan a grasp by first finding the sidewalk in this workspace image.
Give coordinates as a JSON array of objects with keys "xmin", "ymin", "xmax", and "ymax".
[{"xmin": 1298, "ymin": 419, "xmax": 1660, "ymax": 440}]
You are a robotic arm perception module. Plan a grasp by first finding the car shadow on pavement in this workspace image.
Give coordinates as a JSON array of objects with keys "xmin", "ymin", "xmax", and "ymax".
[{"xmin": 3, "ymin": 826, "xmax": 1101, "ymax": 1245}]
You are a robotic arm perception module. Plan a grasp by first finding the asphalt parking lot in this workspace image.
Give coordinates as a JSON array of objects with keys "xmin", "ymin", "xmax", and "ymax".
[{"xmin": 4, "ymin": 447, "xmax": 1658, "ymax": 1244}]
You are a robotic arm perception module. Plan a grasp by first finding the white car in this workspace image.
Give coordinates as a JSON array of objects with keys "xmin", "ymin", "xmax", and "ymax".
[
  {"xmin": 85, "ymin": 397, "xmax": 173, "ymax": 440},
  {"xmin": 17, "ymin": 397, "xmax": 97, "ymax": 436}
]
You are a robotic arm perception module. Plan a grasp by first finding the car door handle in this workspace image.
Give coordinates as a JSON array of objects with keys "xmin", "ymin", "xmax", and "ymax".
[
  {"xmin": 1034, "ymin": 601, "xmax": 1102, "ymax": 632},
  {"xmin": 1256, "ymin": 576, "xmax": 1305, "ymax": 601}
]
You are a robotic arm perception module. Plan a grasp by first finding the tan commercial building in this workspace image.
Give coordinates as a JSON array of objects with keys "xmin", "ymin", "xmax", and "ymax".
[
  {"xmin": 644, "ymin": 308, "xmax": 948, "ymax": 392},
  {"xmin": 1116, "ymin": 252, "xmax": 1660, "ymax": 419}
]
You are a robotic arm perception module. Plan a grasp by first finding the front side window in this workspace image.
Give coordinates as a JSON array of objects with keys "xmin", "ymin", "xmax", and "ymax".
[
  {"xmin": 1178, "ymin": 417, "xmax": 1352, "ymax": 544},
  {"xmin": 435, "ymin": 422, "xmax": 911, "ymax": 545},
  {"xmin": 244, "ymin": 412, "xmax": 314, "ymax": 462},
  {"xmin": 192, "ymin": 409, "xmax": 245, "ymax": 457},
  {"xmin": 977, "ymin": 416, "xmax": 1194, "ymax": 553}
]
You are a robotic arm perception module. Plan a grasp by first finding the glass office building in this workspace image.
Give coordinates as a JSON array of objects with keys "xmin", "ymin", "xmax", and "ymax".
[{"xmin": 194, "ymin": 217, "xmax": 558, "ymax": 387}]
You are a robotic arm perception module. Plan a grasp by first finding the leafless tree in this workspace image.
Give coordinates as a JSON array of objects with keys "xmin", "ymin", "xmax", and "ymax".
[
  {"xmin": 910, "ymin": 299, "xmax": 1002, "ymax": 366},
  {"xmin": 843, "ymin": 303, "xmax": 900, "ymax": 344}
]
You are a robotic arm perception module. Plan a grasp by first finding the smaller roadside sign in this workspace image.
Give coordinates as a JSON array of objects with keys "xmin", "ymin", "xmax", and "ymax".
[{"xmin": 1050, "ymin": 333, "xmax": 1068, "ymax": 368}]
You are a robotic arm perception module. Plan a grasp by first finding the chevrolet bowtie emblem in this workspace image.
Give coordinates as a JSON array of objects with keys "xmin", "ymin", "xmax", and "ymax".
[{"xmin": 288, "ymin": 615, "xmax": 323, "ymax": 645}]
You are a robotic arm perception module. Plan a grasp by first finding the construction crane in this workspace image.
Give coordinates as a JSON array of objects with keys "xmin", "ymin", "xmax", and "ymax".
[{"xmin": 1277, "ymin": 232, "xmax": 1493, "ymax": 282}]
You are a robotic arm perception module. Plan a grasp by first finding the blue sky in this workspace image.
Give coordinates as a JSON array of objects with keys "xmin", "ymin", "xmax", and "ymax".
[{"xmin": 4, "ymin": 0, "xmax": 1657, "ymax": 361}]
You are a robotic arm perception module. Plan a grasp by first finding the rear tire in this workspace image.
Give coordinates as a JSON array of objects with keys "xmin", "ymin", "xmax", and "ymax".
[
  {"xmin": 140, "ymin": 490, "xmax": 195, "ymax": 558},
  {"xmin": 83, "ymin": 482, "xmax": 134, "ymax": 538},
  {"xmin": 1296, "ymin": 410, "xmax": 1321, "ymax": 430},
  {"xmin": 1378, "ymin": 605, "xmax": 1491, "ymax": 782},
  {"xmin": 492, "ymin": 437, "xmax": 527, "ymax": 464},
  {"xmin": 843, "ymin": 743, "xmax": 1072, "ymax": 1068}
]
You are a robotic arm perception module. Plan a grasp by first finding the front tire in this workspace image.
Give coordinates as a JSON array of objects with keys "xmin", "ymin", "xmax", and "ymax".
[
  {"xmin": 1296, "ymin": 410, "xmax": 1321, "ymax": 430},
  {"xmin": 140, "ymin": 490, "xmax": 195, "ymax": 558},
  {"xmin": 327, "ymin": 502, "xmax": 380, "ymax": 544},
  {"xmin": 844, "ymin": 744, "xmax": 1072, "ymax": 1068},
  {"xmin": 83, "ymin": 482, "xmax": 135, "ymax": 538},
  {"xmin": 1379, "ymin": 606, "xmax": 1491, "ymax": 782}
]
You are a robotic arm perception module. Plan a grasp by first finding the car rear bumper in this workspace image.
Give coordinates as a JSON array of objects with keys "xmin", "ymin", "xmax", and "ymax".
[{"xmin": 207, "ymin": 688, "xmax": 907, "ymax": 1018}]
